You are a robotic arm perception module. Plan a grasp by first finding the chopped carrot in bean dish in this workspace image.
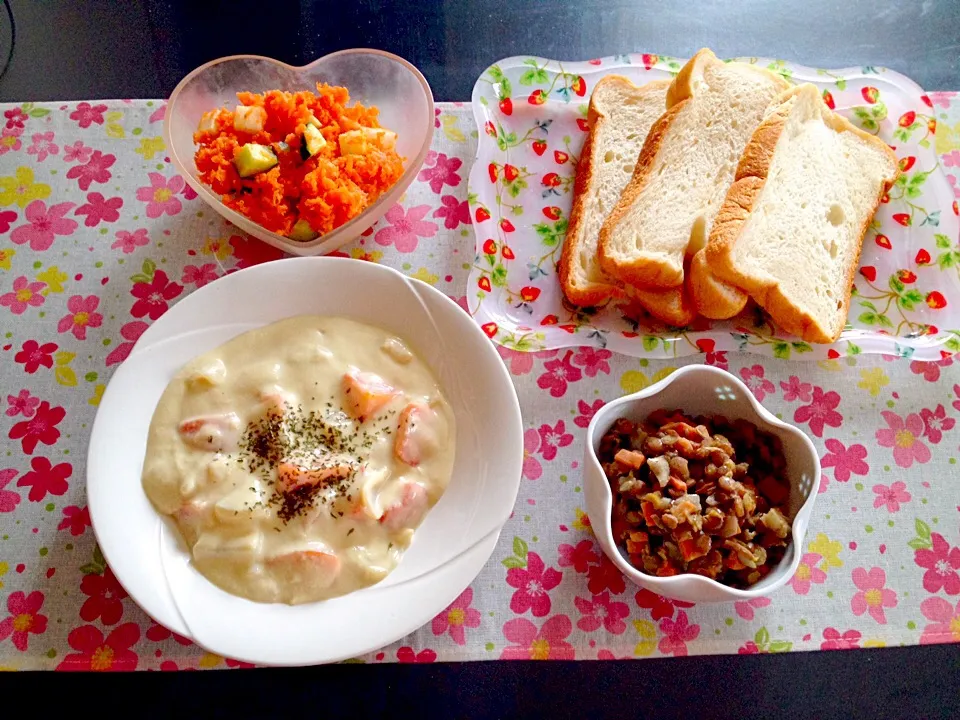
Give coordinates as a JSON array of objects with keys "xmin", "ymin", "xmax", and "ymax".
[
  {"xmin": 193, "ymin": 84, "xmax": 404, "ymax": 241},
  {"xmin": 599, "ymin": 409, "xmax": 793, "ymax": 588}
]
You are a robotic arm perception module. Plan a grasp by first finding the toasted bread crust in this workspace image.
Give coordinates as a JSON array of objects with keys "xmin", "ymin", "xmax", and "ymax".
[
  {"xmin": 597, "ymin": 99, "xmax": 688, "ymax": 288},
  {"xmin": 665, "ymin": 48, "xmax": 715, "ymax": 107},
  {"xmin": 689, "ymin": 248, "xmax": 748, "ymax": 319},
  {"xmin": 623, "ymin": 282, "xmax": 698, "ymax": 327},
  {"xmin": 706, "ymin": 84, "xmax": 900, "ymax": 343},
  {"xmin": 559, "ymin": 77, "xmax": 670, "ymax": 307}
]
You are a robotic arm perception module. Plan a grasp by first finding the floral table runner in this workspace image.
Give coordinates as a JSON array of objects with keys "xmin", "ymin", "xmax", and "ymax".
[{"xmin": 0, "ymin": 97, "xmax": 959, "ymax": 670}]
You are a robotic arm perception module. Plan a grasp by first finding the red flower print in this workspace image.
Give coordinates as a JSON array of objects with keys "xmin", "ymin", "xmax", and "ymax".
[
  {"xmin": 0, "ymin": 275, "xmax": 46, "ymax": 315},
  {"xmin": 911, "ymin": 356, "xmax": 952, "ymax": 382},
  {"xmin": 58, "ymin": 294, "xmax": 103, "ymax": 340},
  {"xmin": 0, "ymin": 591, "xmax": 47, "ymax": 651},
  {"xmin": 225, "ymin": 657, "xmax": 254, "ymax": 668},
  {"xmin": 740, "ymin": 364, "xmax": 775, "ymax": 401},
  {"xmin": 738, "ymin": 641, "xmax": 761, "ymax": 655},
  {"xmin": 780, "ymin": 375, "xmax": 813, "ymax": 402},
  {"xmin": 130, "ymin": 270, "xmax": 183, "ymax": 321},
  {"xmin": 506, "ymin": 551, "xmax": 562, "ymax": 617},
  {"xmin": 396, "ymin": 646, "xmax": 437, "ymax": 663},
  {"xmin": 75, "ymin": 192, "xmax": 123, "ymax": 227},
  {"xmin": 915, "ymin": 533, "xmax": 960, "ymax": 595},
  {"xmin": 919, "ymin": 597, "xmax": 960, "ymax": 644},
  {"xmin": 536, "ymin": 420, "xmax": 574, "ymax": 461},
  {"xmin": 793, "ymin": 385, "xmax": 842, "ymax": 437},
  {"xmin": 734, "ymin": 597, "xmax": 771, "ymax": 621},
  {"xmin": 80, "ymin": 567, "xmax": 128, "ymax": 625},
  {"xmin": 69, "ymin": 101, "xmax": 108, "ymax": 128},
  {"xmin": 146, "ymin": 622, "xmax": 192, "ymax": 646},
  {"xmin": 820, "ymin": 439, "xmax": 869, "ymax": 482},
  {"xmin": 501, "ymin": 615, "xmax": 575, "ymax": 660},
  {"xmin": 10, "ymin": 200, "xmax": 78, "ymax": 251},
  {"xmin": 574, "ymin": 591, "xmax": 630, "ymax": 634},
  {"xmin": 26, "ymin": 131, "xmax": 58, "ymax": 162},
  {"xmin": 63, "ymin": 140, "xmax": 93, "ymax": 163},
  {"xmin": 789, "ymin": 552, "xmax": 827, "ymax": 594},
  {"xmin": 10, "ymin": 402, "xmax": 66, "ymax": 455},
  {"xmin": 105, "ymin": 320, "xmax": 149, "ymax": 366},
  {"xmin": 872, "ymin": 481, "xmax": 910, "ymax": 513},
  {"xmin": 0, "ymin": 209, "xmax": 17, "ymax": 232},
  {"xmin": 374, "ymin": 204, "xmax": 438, "ymax": 253},
  {"xmin": 57, "ymin": 623, "xmax": 140, "ymax": 671},
  {"xmin": 7, "ymin": 389, "xmax": 39, "ymax": 417},
  {"xmin": 704, "ymin": 350, "xmax": 728, "ymax": 370},
  {"xmin": 0, "ymin": 126, "xmax": 22, "ymax": 155},
  {"xmin": 557, "ymin": 540, "xmax": 599, "ymax": 573},
  {"xmin": 182, "ymin": 182, "xmax": 197, "ymax": 200},
  {"xmin": 58, "ymin": 505, "xmax": 91, "ymax": 536},
  {"xmin": 4, "ymin": 107, "xmax": 27, "ymax": 129},
  {"xmin": 16, "ymin": 456, "xmax": 71, "ymax": 500},
  {"xmin": 112, "ymin": 228, "xmax": 150, "ymax": 254},
  {"xmin": 574, "ymin": 398, "xmax": 605, "ymax": 429},
  {"xmin": 657, "ymin": 610, "xmax": 699, "ymax": 656},
  {"xmin": 919, "ymin": 404, "xmax": 955, "ymax": 444},
  {"xmin": 522, "ymin": 429, "xmax": 542, "ymax": 480},
  {"xmin": 136, "ymin": 172, "xmax": 184, "ymax": 218},
  {"xmin": 635, "ymin": 589, "xmax": 695, "ymax": 621},
  {"xmin": 431, "ymin": 587, "xmax": 481, "ymax": 645},
  {"xmin": 0, "ymin": 468, "xmax": 21, "ymax": 513},
  {"xmin": 65, "ymin": 150, "xmax": 115, "ymax": 190},
  {"xmin": 537, "ymin": 349, "xmax": 582, "ymax": 397},
  {"xmin": 572, "ymin": 346, "xmax": 612, "ymax": 377},
  {"xmin": 876, "ymin": 411, "xmax": 931, "ymax": 468},
  {"xmin": 181, "ymin": 263, "xmax": 219, "ymax": 288},
  {"xmin": 417, "ymin": 152, "xmax": 462, "ymax": 193},
  {"xmin": 14, "ymin": 339, "xmax": 57, "ymax": 373},
  {"xmin": 432, "ymin": 194, "xmax": 471, "ymax": 229},
  {"xmin": 496, "ymin": 346, "xmax": 557, "ymax": 376},
  {"xmin": 820, "ymin": 627, "xmax": 861, "ymax": 650},
  {"xmin": 850, "ymin": 567, "xmax": 897, "ymax": 624},
  {"xmin": 955, "ymin": 384, "xmax": 960, "ymax": 415},
  {"xmin": 587, "ymin": 554, "xmax": 626, "ymax": 595}
]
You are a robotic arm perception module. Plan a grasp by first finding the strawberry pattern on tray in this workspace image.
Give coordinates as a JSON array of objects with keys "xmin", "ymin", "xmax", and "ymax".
[{"xmin": 467, "ymin": 54, "xmax": 960, "ymax": 360}]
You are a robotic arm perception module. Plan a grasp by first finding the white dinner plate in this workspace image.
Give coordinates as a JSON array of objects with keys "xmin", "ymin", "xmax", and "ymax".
[{"xmin": 87, "ymin": 257, "xmax": 524, "ymax": 666}]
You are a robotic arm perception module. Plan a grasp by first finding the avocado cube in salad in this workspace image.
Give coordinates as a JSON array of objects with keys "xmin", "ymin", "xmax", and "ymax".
[
  {"xmin": 288, "ymin": 218, "xmax": 319, "ymax": 242},
  {"xmin": 301, "ymin": 123, "xmax": 327, "ymax": 160},
  {"xmin": 234, "ymin": 143, "xmax": 278, "ymax": 178}
]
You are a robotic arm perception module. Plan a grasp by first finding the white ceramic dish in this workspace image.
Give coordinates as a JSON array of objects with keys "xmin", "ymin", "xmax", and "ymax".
[
  {"xmin": 164, "ymin": 49, "xmax": 434, "ymax": 257},
  {"xmin": 87, "ymin": 257, "xmax": 523, "ymax": 665},
  {"xmin": 583, "ymin": 364, "xmax": 820, "ymax": 603}
]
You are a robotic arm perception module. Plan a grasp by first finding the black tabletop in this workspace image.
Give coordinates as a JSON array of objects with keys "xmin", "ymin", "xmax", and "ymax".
[
  {"xmin": 0, "ymin": 0, "xmax": 958, "ymax": 102},
  {"xmin": 1, "ymin": 1, "xmax": 959, "ymax": 717}
]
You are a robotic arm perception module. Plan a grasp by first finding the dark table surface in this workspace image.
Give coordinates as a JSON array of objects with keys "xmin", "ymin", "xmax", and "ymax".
[
  {"xmin": 0, "ymin": 0, "xmax": 958, "ymax": 102},
  {"xmin": 1, "ymin": 1, "xmax": 959, "ymax": 717}
]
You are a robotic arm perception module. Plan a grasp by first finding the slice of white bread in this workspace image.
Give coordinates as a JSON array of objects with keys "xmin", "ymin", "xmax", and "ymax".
[
  {"xmin": 598, "ymin": 49, "xmax": 790, "ymax": 289},
  {"xmin": 706, "ymin": 83, "xmax": 900, "ymax": 343},
  {"xmin": 559, "ymin": 77, "xmax": 670, "ymax": 306}
]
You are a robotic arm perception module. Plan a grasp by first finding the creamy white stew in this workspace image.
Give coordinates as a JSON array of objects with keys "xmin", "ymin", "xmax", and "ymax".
[{"xmin": 141, "ymin": 315, "xmax": 456, "ymax": 604}]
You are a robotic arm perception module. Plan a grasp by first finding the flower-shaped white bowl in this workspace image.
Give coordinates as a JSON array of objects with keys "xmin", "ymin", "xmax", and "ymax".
[
  {"xmin": 87, "ymin": 257, "xmax": 523, "ymax": 665},
  {"xmin": 164, "ymin": 49, "xmax": 434, "ymax": 257},
  {"xmin": 583, "ymin": 364, "xmax": 820, "ymax": 603}
]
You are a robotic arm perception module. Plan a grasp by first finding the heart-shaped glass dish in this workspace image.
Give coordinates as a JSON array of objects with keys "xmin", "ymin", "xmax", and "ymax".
[{"xmin": 164, "ymin": 49, "xmax": 434, "ymax": 257}]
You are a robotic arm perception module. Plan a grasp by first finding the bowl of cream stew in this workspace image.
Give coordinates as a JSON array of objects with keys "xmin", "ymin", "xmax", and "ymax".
[{"xmin": 87, "ymin": 257, "xmax": 523, "ymax": 665}]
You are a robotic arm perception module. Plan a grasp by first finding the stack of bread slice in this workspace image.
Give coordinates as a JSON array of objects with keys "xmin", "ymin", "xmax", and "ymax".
[{"xmin": 559, "ymin": 48, "xmax": 900, "ymax": 343}]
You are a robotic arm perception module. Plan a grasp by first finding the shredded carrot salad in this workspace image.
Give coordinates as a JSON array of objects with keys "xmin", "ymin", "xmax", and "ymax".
[{"xmin": 193, "ymin": 84, "xmax": 404, "ymax": 239}]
